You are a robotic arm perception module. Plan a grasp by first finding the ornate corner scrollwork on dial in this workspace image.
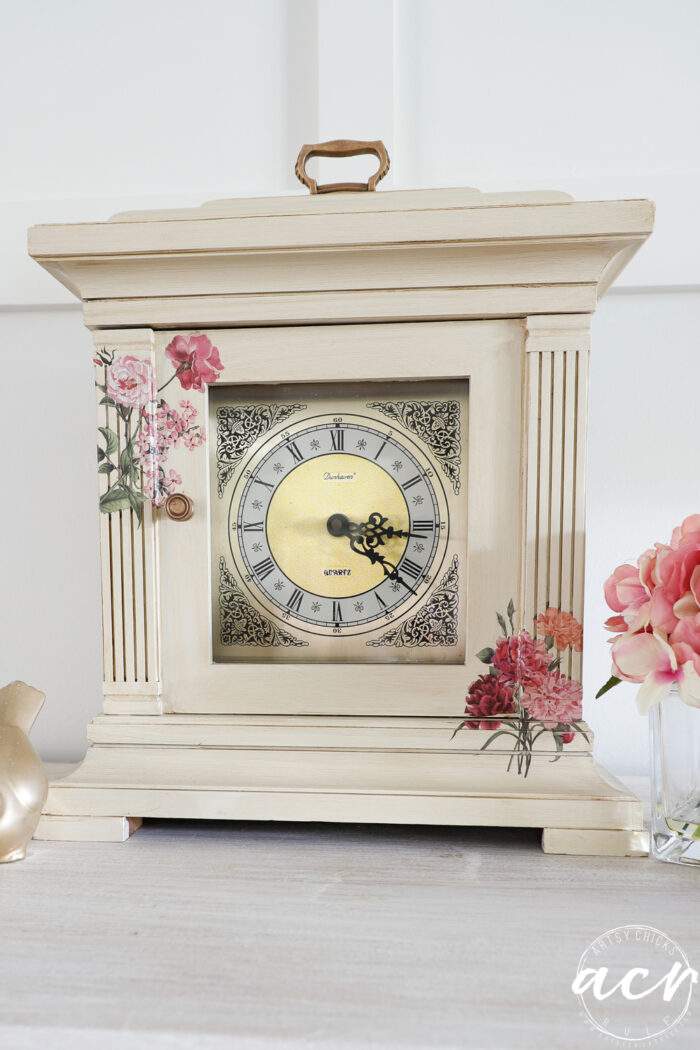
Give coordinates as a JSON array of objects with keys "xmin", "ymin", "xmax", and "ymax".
[
  {"xmin": 216, "ymin": 403, "xmax": 307, "ymax": 497},
  {"xmin": 366, "ymin": 555, "xmax": 459, "ymax": 648},
  {"xmin": 366, "ymin": 400, "xmax": 461, "ymax": 494},
  {"xmin": 219, "ymin": 558, "xmax": 309, "ymax": 648}
]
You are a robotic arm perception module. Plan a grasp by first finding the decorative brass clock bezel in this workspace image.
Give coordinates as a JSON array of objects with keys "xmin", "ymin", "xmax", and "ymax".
[{"xmin": 224, "ymin": 412, "xmax": 450, "ymax": 641}]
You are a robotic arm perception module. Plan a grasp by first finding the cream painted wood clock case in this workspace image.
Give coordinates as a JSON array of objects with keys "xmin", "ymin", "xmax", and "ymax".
[{"xmin": 28, "ymin": 150, "xmax": 654, "ymax": 854}]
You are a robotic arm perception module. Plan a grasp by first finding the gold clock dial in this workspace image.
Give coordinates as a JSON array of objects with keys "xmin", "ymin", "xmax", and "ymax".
[
  {"xmin": 265, "ymin": 452, "xmax": 409, "ymax": 599},
  {"xmin": 209, "ymin": 381, "xmax": 466, "ymax": 664},
  {"xmin": 231, "ymin": 417, "xmax": 444, "ymax": 635}
]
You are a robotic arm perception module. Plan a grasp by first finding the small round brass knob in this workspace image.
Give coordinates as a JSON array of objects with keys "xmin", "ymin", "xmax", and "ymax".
[{"xmin": 164, "ymin": 493, "xmax": 194, "ymax": 522}]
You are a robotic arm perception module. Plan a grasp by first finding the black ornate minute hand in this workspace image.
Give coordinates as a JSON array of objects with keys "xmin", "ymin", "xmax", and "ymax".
[{"xmin": 326, "ymin": 512, "xmax": 418, "ymax": 595}]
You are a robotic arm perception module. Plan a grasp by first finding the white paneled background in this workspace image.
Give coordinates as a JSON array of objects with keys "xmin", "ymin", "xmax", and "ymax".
[{"xmin": 1, "ymin": 0, "xmax": 698, "ymax": 771}]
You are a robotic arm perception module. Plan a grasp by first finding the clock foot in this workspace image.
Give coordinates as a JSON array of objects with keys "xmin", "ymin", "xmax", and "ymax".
[
  {"xmin": 34, "ymin": 814, "xmax": 142, "ymax": 843},
  {"xmin": 542, "ymin": 827, "xmax": 649, "ymax": 857}
]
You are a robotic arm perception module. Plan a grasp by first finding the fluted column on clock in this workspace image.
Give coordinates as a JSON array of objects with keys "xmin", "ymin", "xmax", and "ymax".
[
  {"xmin": 521, "ymin": 315, "xmax": 590, "ymax": 682},
  {"xmin": 93, "ymin": 329, "xmax": 161, "ymax": 713}
]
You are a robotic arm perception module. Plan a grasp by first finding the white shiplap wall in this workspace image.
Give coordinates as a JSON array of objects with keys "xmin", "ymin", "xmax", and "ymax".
[{"xmin": 1, "ymin": 0, "xmax": 698, "ymax": 769}]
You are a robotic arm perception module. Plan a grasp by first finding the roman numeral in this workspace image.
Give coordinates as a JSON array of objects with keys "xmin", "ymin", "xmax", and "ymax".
[
  {"xmin": 243, "ymin": 521, "xmax": 264, "ymax": 532},
  {"xmin": 413, "ymin": 520, "xmax": 434, "ymax": 535},
  {"xmin": 332, "ymin": 601, "xmax": 343, "ymax": 622},
  {"xmin": 374, "ymin": 441, "xmax": 387, "ymax": 460},
  {"xmin": 401, "ymin": 558, "xmax": 423, "ymax": 580},
  {"xmin": 287, "ymin": 588, "xmax": 304, "ymax": 613},
  {"xmin": 401, "ymin": 475, "xmax": 422, "ymax": 491},
  {"xmin": 330, "ymin": 429, "xmax": 344, "ymax": 451},
  {"xmin": 375, "ymin": 592, "xmax": 387, "ymax": 609},
  {"xmin": 287, "ymin": 441, "xmax": 304, "ymax": 463},
  {"xmin": 253, "ymin": 478, "xmax": 274, "ymax": 490},
  {"xmin": 252, "ymin": 557, "xmax": 275, "ymax": 580}
]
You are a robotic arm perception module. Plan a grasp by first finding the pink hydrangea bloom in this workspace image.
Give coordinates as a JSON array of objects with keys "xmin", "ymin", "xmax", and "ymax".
[{"xmin": 521, "ymin": 671, "xmax": 583, "ymax": 728}]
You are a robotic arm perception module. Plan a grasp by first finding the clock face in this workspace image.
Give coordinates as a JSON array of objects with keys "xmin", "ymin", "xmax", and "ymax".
[
  {"xmin": 234, "ymin": 417, "xmax": 443, "ymax": 632},
  {"xmin": 210, "ymin": 382, "xmax": 467, "ymax": 663}
]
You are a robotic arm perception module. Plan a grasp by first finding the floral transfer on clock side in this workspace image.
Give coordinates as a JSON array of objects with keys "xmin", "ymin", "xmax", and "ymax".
[
  {"xmin": 367, "ymin": 556, "xmax": 459, "ymax": 648},
  {"xmin": 215, "ymin": 403, "xmax": 307, "ymax": 497},
  {"xmin": 453, "ymin": 603, "xmax": 587, "ymax": 777},
  {"xmin": 366, "ymin": 399, "xmax": 462, "ymax": 494},
  {"xmin": 219, "ymin": 558, "xmax": 308, "ymax": 648},
  {"xmin": 95, "ymin": 333, "xmax": 222, "ymax": 520}
]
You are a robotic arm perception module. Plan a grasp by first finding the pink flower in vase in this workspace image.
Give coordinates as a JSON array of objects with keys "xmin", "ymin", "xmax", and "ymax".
[
  {"xmin": 520, "ymin": 671, "xmax": 583, "ymax": 728},
  {"xmin": 464, "ymin": 674, "xmax": 515, "ymax": 730},
  {"xmin": 604, "ymin": 560, "xmax": 654, "ymax": 634},
  {"xmin": 651, "ymin": 516, "xmax": 700, "ymax": 642},
  {"xmin": 107, "ymin": 355, "xmax": 157, "ymax": 408},
  {"xmin": 164, "ymin": 333, "xmax": 223, "ymax": 392},
  {"xmin": 610, "ymin": 629, "xmax": 700, "ymax": 713},
  {"xmin": 601, "ymin": 515, "xmax": 700, "ymax": 711},
  {"xmin": 492, "ymin": 631, "xmax": 550, "ymax": 686}
]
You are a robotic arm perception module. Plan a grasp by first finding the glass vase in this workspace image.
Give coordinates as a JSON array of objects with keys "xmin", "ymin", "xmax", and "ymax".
[{"xmin": 650, "ymin": 686, "xmax": 700, "ymax": 865}]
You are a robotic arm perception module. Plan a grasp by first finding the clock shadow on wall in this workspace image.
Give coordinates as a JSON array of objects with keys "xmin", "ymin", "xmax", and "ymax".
[{"xmin": 210, "ymin": 379, "xmax": 468, "ymax": 665}]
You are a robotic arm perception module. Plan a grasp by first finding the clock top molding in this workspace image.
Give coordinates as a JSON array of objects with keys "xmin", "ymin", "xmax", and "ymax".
[{"xmin": 28, "ymin": 186, "xmax": 654, "ymax": 330}]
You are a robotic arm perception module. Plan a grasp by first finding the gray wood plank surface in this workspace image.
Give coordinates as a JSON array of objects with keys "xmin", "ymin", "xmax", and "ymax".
[{"xmin": 1, "ymin": 775, "xmax": 698, "ymax": 1050}]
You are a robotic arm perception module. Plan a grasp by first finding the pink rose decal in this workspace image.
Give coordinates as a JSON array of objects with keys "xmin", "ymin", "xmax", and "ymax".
[
  {"xmin": 107, "ymin": 355, "xmax": 157, "ymax": 408},
  {"xmin": 96, "ymin": 346, "xmax": 208, "ymax": 522},
  {"xmin": 600, "ymin": 514, "xmax": 700, "ymax": 711},
  {"xmin": 164, "ymin": 333, "xmax": 223, "ymax": 392}
]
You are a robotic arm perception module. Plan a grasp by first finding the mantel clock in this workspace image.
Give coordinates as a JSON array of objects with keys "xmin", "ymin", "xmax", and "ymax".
[{"xmin": 28, "ymin": 140, "xmax": 654, "ymax": 855}]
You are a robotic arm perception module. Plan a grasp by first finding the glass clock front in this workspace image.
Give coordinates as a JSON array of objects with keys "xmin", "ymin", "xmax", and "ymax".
[{"xmin": 209, "ymin": 381, "xmax": 467, "ymax": 663}]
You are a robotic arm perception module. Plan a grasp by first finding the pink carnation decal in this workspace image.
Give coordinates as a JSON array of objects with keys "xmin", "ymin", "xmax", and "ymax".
[
  {"xmin": 492, "ymin": 631, "xmax": 549, "ymax": 684},
  {"xmin": 464, "ymin": 674, "xmax": 515, "ymax": 730},
  {"xmin": 535, "ymin": 608, "xmax": 583, "ymax": 652},
  {"xmin": 520, "ymin": 672, "xmax": 583, "ymax": 729},
  {"xmin": 453, "ymin": 600, "xmax": 588, "ymax": 777}
]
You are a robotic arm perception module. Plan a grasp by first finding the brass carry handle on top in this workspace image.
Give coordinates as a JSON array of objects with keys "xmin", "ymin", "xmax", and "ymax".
[{"xmin": 295, "ymin": 139, "xmax": 390, "ymax": 194}]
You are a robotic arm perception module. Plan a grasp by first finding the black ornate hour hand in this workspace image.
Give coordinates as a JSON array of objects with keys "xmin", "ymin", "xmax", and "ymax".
[
  {"xmin": 327, "ymin": 511, "xmax": 422, "ymax": 548},
  {"xmin": 326, "ymin": 512, "xmax": 418, "ymax": 595}
]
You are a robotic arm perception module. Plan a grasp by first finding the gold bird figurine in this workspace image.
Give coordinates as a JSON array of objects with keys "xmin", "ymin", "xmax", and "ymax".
[{"xmin": 0, "ymin": 681, "xmax": 48, "ymax": 862}]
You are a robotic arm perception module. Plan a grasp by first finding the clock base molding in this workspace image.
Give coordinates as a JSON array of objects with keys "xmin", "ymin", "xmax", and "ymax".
[{"xmin": 35, "ymin": 716, "xmax": 648, "ymax": 856}]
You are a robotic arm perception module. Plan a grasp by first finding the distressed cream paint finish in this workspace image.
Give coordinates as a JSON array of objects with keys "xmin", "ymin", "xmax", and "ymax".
[{"xmin": 28, "ymin": 185, "xmax": 653, "ymax": 853}]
